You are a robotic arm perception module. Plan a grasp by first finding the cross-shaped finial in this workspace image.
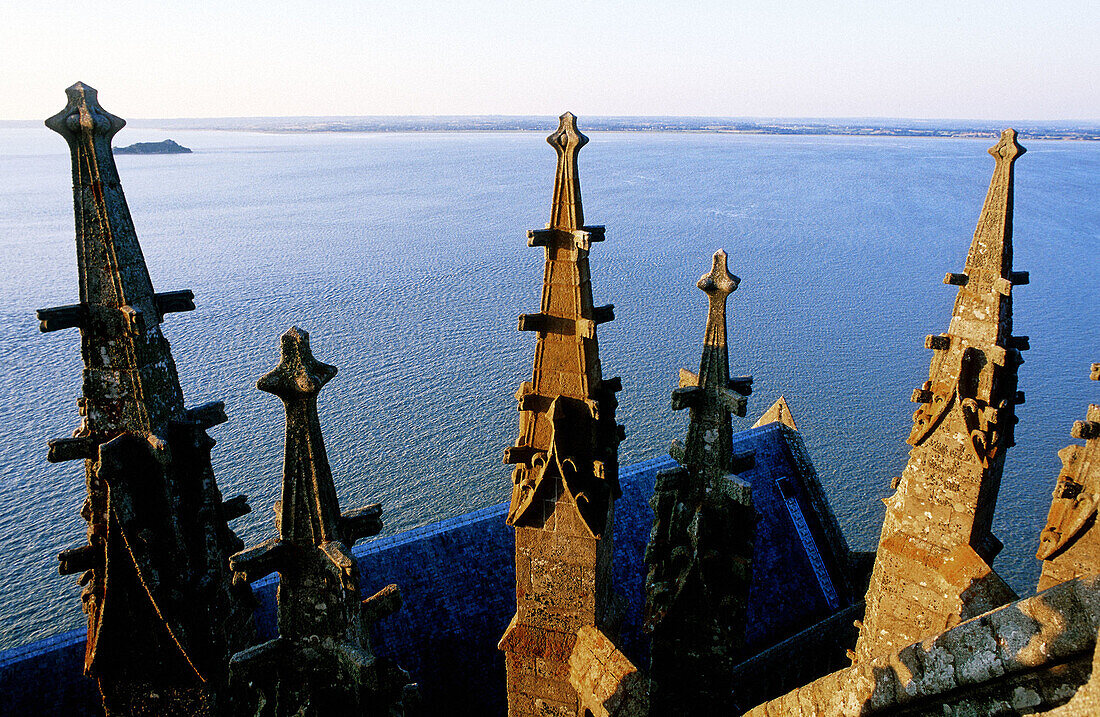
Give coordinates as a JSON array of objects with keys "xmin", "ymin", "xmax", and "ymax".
[
  {"xmin": 257, "ymin": 326, "xmax": 337, "ymax": 400},
  {"xmin": 697, "ymin": 249, "xmax": 740, "ymax": 299},
  {"xmin": 547, "ymin": 112, "xmax": 588, "ymax": 230},
  {"xmin": 45, "ymin": 82, "xmax": 126, "ymax": 144},
  {"xmin": 988, "ymin": 128, "xmax": 1025, "ymax": 163},
  {"xmin": 548, "ymin": 112, "xmax": 588, "ymax": 157}
]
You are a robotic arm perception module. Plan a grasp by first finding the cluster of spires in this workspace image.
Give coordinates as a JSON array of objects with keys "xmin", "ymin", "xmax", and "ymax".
[{"xmin": 33, "ymin": 83, "xmax": 1099, "ymax": 717}]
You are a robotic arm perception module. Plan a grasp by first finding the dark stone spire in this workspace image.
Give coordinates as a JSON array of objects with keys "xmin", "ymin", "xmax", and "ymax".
[
  {"xmin": 856, "ymin": 129, "xmax": 1028, "ymax": 662},
  {"xmin": 38, "ymin": 83, "xmax": 254, "ymax": 716},
  {"xmin": 644, "ymin": 249, "xmax": 755, "ymax": 715},
  {"xmin": 40, "ymin": 81, "xmax": 196, "ymax": 441},
  {"xmin": 669, "ymin": 249, "xmax": 754, "ymax": 486},
  {"xmin": 229, "ymin": 327, "xmax": 416, "ymax": 716}
]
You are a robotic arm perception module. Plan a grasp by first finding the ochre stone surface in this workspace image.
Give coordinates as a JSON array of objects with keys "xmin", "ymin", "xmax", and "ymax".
[
  {"xmin": 1037, "ymin": 366, "xmax": 1100, "ymax": 592},
  {"xmin": 745, "ymin": 576, "xmax": 1100, "ymax": 716},
  {"xmin": 753, "ymin": 396, "xmax": 797, "ymax": 430},
  {"xmin": 39, "ymin": 83, "xmax": 254, "ymax": 716},
  {"xmin": 228, "ymin": 328, "xmax": 415, "ymax": 716},
  {"xmin": 499, "ymin": 113, "xmax": 632, "ymax": 717},
  {"xmin": 643, "ymin": 249, "xmax": 755, "ymax": 714},
  {"xmin": 855, "ymin": 130, "xmax": 1028, "ymax": 662}
]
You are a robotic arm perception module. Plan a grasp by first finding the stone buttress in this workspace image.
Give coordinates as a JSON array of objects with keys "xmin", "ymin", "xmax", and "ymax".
[
  {"xmin": 228, "ymin": 327, "xmax": 416, "ymax": 716},
  {"xmin": 854, "ymin": 129, "xmax": 1029, "ymax": 661},
  {"xmin": 38, "ymin": 83, "xmax": 254, "ymax": 715},
  {"xmin": 643, "ymin": 250, "xmax": 755, "ymax": 714},
  {"xmin": 1036, "ymin": 364, "xmax": 1100, "ymax": 591},
  {"xmin": 498, "ymin": 114, "xmax": 645, "ymax": 717}
]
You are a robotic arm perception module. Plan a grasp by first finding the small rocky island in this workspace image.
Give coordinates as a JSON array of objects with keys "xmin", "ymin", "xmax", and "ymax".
[{"xmin": 113, "ymin": 139, "xmax": 192, "ymax": 154}]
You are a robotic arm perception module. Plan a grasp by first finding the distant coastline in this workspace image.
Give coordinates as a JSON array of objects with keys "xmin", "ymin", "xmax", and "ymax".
[{"xmin": 4, "ymin": 116, "xmax": 1098, "ymax": 140}]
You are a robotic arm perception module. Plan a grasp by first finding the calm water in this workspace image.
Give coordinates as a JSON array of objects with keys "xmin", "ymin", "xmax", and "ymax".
[{"xmin": 0, "ymin": 127, "xmax": 1096, "ymax": 650}]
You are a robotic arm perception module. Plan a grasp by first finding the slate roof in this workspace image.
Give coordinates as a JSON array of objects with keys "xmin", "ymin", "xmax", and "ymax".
[{"xmin": 0, "ymin": 422, "xmax": 854, "ymax": 716}]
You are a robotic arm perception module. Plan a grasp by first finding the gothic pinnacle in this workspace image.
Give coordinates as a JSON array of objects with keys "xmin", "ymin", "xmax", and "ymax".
[
  {"xmin": 38, "ymin": 83, "xmax": 253, "ymax": 715},
  {"xmin": 505, "ymin": 113, "xmax": 621, "ymax": 535},
  {"xmin": 855, "ymin": 130, "xmax": 1027, "ymax": 662},
  {"xmin": 38, "ymin": 82, "xmax": 197, "ymax": 440},
  {"xmin": 229, "ymin": 327, "xmax": 413, "ymax": 715},
  {"xmin": 670, "ymin": 249, "xmax": 753, "ymax": 484}
]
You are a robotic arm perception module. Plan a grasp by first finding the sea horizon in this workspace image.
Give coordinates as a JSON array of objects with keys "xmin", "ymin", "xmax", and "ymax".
[{"xmin": 2, "ymin": 114, "xmax": 1098, "ymax": 140}]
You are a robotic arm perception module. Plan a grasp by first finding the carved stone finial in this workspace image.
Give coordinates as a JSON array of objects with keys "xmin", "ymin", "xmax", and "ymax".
[
  {"xmin": 670, "ymin": 249, "xmax": 751, "ymax": 483},
  {"xmin": 257, "ymin": 326, "xmax": 337, "ymax": 400},
  {"xmin": 989, "ymin": 128, "xmax": 1025, "ymax": 163},
  {"xmin": 698, "ymin": 249, "xmax": 740, "ymax": 375},
  {"xmin": 548, "ymin": 112, "xmax": 588, "ymax": 230},
  {"xmin": 698, "ymin": 248, "xmax": 740, "ymax": 298},
  {"xmin": 44, "ymin": 82, "xmax": 126, "ymax": 145}
]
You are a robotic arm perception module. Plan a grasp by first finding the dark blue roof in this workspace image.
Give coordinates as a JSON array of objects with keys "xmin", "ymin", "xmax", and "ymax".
[{"xmin": 0, "ymin": 422, "xmax": 852, "ymax": 716}]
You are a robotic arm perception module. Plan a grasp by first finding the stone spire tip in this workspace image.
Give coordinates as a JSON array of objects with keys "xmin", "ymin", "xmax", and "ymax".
[
  {"xmin": 989, "ymin": 128, "xmax": 1025, "ymax": 162},
  {"xmin": 45, "ymin": 82, "xmax": 125, "ymax": 142},
  {"xmin": 258, "ymin": 326, "xmax": 337, "ymax": 399},
  {"xmin": 548, "ymin": 112, "xmax": 588, "ymax": 154},
  {"xmin": 697, "ymin": 249, "xmax": 739, "ymax": 297}
]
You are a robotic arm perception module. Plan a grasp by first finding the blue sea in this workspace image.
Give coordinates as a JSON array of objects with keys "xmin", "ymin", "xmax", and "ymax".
[{"xmin": 0, "ymin": 125, "xmax": 1097, "ymax": 650}]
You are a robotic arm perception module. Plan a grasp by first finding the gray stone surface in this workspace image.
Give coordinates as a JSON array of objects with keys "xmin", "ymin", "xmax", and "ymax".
[{"xmin": 229, "ymin": 327, "xmax": 414, "ymax": 716}]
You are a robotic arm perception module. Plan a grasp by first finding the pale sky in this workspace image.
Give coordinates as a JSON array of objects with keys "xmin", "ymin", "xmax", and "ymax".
[{"xmin": 2, "ymin": 0, "xmax": 1097, "ymax": 121}]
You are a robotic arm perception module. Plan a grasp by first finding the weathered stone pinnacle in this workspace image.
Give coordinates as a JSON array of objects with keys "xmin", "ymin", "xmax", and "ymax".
[
  {"xmin": 644, "ymin": 249, "xmax": 755, "ymax": 715},
  {"xmin": 855, "ymin": 130, "xmax": 1027, "ymax": 662},
  {"xmin": 669, "ymin": 249, "xmax": 753, "ymax": 488},
  {"xmin": 229, "ymin": 326, "xmax": 415, "ymax": 717},
  {"xmin": 500, "ymin": 115, "xmax": 639, "ymax": 717},
  {"xmin": 1036, "ymin": 365, "xmax": 1100, "ymax": 591},
  {"xmin": 39, "ymin": 83, "xmax": 253, "ymax": 716},
  {"xmin": 504, "ymin": 112, "xmax": 622, "ymax": 536}
]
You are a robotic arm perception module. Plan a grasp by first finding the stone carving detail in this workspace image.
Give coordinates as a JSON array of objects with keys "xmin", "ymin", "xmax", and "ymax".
[
  {"xmin": 854, "ymin": 130, "xmax": 1028, "ymax": 662},
  {"xmin": 39, "ymin": 83, "xmax": 254, "ymax": 716},
  {"xmin": 644, "ymin": 249, "xmax": 755, "ymax": 714},
  {"xmin": 499, "ymin": 113, "xmax": 637, "ymax": 717},
  {"xmin": 1036, "ymin": 365, "xmax": 1100, "ymax": 591},
  {"xmin": 229, "ymin": 327, "xmax": 416, "ymax": 716}
]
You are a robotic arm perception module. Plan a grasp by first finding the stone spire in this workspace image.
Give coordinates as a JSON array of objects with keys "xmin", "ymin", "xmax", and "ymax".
[
  {"xmin": 855, "ymin": 130, "xmax": 1028, "ymax": 661},
  {"xmin": 644, "ymin": 249, "xmax": 755, "ymax": 714},
  {"xmin": 229, "ymin": 327, "xmax": 416, "ymax": 716},
  {"xmin": 38, "ymin": 83, "xmax": 253, "ymax": 715},
  {"xmin": 499, "ymin": 113, "xmax": 641, "ymax": 717},
  {"xmin": 1036, "ymin": 364, "xmax": 1100, "ymax": 591}
]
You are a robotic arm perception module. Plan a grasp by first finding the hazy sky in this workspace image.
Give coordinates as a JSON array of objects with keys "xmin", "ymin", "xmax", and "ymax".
[{"xmin": 2, "ymin": 1, "xmax": 1097, "ymax": 120}]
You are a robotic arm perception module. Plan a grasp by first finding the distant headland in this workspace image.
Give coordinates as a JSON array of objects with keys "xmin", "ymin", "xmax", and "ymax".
[{"xmin": 114, "ymin": 139, "xmax": 192, "ymax": 154}]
